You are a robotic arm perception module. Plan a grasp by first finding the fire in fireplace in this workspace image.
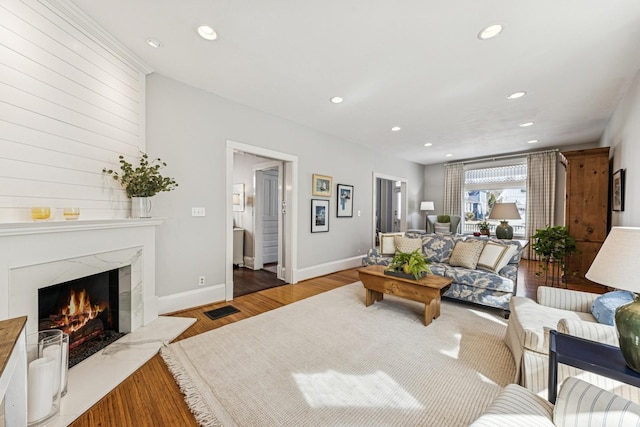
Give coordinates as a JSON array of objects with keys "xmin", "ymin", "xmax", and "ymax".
[{"xmin": 38, "ymin": 269, "xmax": 126, "ymax": 367}]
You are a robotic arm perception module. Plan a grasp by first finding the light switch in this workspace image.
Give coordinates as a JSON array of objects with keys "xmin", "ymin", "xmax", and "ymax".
[{"xmin": 192, "ymin": 207, "xmax": 206, "ymax": 217}]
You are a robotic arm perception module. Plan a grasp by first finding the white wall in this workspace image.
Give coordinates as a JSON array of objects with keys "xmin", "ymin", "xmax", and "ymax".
[
  {"xmin": 146, "ymin": 74, "xmax": 424, "ymax": 298},
  {"xmin": 600, "ymin": 71, "xmax": 640, "ymax": 227},
  {"xmin": 0, "ymin": 0, "xmax": 149, "ymax": 222}
]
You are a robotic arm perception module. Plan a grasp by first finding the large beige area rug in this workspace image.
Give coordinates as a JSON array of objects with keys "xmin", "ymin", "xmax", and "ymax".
[{"xmin": 161, "ymin": 282, "xmax": 515, "ymax": 426}]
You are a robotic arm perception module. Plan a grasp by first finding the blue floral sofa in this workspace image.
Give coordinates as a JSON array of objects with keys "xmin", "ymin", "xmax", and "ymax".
[{"xmin": 362, "ymin": 233, "xmax": 523, "ymax": 312}]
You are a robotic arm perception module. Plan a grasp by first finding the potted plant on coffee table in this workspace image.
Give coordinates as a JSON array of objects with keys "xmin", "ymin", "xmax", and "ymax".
[
  {"xmin": 385, "ymin": 249, "xmax": 432, "ymax": 280},
  {"xmin": 103, "ymin": 152, "xmax": 178, "ymax": 218}
]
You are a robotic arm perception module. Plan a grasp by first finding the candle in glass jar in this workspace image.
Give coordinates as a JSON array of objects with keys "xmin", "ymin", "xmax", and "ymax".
[
  {"xmin": 31, "ymin": 207, "xmax": 51, "ymax": 221},
  {"xmin": 63, "ymin": 207, "xmax": 80, "ymax": 220}
]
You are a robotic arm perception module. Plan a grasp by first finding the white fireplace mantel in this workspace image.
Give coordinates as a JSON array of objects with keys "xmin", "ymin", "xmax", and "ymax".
[
  {"xmin": 0, "ymin": 218, "xmax": 164, "ymax": 237},
  {"xmin": 0, "ymin": 218, "xmax": 163, "ymax": 337}
]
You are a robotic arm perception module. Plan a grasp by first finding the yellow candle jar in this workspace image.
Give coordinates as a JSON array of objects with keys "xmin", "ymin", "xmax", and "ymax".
[{"xmin": 31, "ymin": 207, "xmax": 51, "ymax": 221}]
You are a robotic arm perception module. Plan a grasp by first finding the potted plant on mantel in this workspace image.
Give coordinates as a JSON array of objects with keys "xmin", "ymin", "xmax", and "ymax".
[
  {"xmin": 531, "ymin": 225, "xmax": 578, "ymax": 287},
  {"xmin": 385, "ymin": 249, "xmax": 432, "ymax": 280},
  {"xmin": 103, "ymin": 153, "xmax": 178, "ymax": 218}
]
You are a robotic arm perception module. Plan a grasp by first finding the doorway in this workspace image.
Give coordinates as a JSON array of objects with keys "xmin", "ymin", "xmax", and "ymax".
[
  {"xmin": 226, "ymin": 141, "xmax": 299, "ymax": 301},
  {"xmin": 372, "ymin": 173, "xmax": 408, "ymax": 247}
]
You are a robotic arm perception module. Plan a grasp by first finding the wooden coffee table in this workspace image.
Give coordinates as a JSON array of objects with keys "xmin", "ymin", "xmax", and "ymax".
[{"xmin": 358, "ymin": 265, "xmax": 453, "ymax": 326}]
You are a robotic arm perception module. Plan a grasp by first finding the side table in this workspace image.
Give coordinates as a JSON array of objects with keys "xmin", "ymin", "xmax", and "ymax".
[{"xmin": 548, "ymin": 329, "xmax": 640, "ymax": 403}]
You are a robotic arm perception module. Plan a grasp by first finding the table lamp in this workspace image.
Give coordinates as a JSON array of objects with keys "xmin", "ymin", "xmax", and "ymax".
[
  {"xmin": 586, "ymin": 227, "xmax": 640, "ymax": 373},
  {"xmin": 420, "ymin": 201, "xmax": 435, "ymax": 232},
  {"xmin": 488, "ymin": 202, "xmax": 521, "ymax": 239}
]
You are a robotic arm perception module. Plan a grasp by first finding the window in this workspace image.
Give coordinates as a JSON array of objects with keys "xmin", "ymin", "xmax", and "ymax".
[{"xmin": 463, "ymin": 163, "xmax": 527, "ymax": 236}]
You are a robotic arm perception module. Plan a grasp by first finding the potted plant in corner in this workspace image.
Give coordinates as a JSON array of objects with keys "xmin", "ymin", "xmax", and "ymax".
[
  {"xmin": 531, "ymin": 225, "xmax": 578, "ymax": 287},
  {"xmin": 103, "ymin": 152, "xmax": 178, "ymax": 218},
  {"xmin": 385, "ymin": 249, "xmax": 432, "ymax": 280}
]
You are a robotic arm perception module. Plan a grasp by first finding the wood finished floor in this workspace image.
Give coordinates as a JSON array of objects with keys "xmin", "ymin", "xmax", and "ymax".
[{"xmin": 70, "ymin": 259, "xmax": 605, "ymax": 426}]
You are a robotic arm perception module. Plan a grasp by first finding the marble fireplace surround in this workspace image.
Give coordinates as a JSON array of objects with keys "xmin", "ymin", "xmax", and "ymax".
[
  {"xmin": 0, "ymin": 219, "xmax": 196, "ymax": 425},
  {"xmin": 0, "ymin": 219, "xmax": 162, "ymax": 335}
]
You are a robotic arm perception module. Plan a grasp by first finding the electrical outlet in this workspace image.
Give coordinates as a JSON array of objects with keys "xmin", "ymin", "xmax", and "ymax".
[
  {"xmin": 198, "ymin": 276, "xmax": 205, "ymax": 286},
  {"xmin": 192, "ymin": 207, "xmax": 206, "ymax": 217}
]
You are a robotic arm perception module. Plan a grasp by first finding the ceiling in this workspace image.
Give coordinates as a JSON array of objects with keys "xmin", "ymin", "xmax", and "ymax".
[{"xmin": 70, "ymin": 0, "xmax": 640, "ymax": 165}]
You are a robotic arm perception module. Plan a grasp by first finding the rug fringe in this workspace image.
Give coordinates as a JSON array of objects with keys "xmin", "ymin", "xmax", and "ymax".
[{"xmin": 160, "ymin": 346, "xmax": 225, "ymax": 427}]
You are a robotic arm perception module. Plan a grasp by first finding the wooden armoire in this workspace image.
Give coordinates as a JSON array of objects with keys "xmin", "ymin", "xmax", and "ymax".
[{"xmin": 561, "ymin": 147, "xmax": 610, "ymax": 286}]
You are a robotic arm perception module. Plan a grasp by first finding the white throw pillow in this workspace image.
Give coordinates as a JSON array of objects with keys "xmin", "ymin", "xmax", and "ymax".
[
  {"xmin": 434, "ymin": 222, "xmax": 450, "ymax": 234},
  {"xmin": 477, "ymin": 242, "xmax": 518, "ymax": 273},
  {"xmin": 379, "ymin": 232, "xmax": 405, "ymax": 255},
  {"xmin": 448, "ymin": 240, "xmax": 484, "ymax": 269},
  {"xmin": 394, "ymin": 235, "xmax": 422, "ymax": 253}
]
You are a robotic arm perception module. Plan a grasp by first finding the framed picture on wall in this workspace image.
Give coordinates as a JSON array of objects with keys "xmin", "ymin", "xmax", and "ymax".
[
  {"xmin": 232, "ymin": 183, "xmax": 245, "ymax": 212},
  {"xmin": 312, "ymin": 174, "xmax": 332, "ymax": 197},
  {"xmin": 613, "ymin": 169, "xmax": 625, "ymax": 211},
  {"xmin": 336, "ymin": 184, "xmax": 353, "ymax": 217},
  {"xmin": 311, "ymin": 199, "xmax": 329, "ymax": 232}
]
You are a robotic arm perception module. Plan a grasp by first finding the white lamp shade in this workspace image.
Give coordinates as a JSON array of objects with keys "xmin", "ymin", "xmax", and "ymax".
[
  {"xmin": 586, "ymin": 227, "xmax": 640, "ymax": 292},
  {"xmin": 420, "ymin": 201, "xmax": 435, "ymax": 211},
  {"xmin": 488, "ymin": 203, "xmax": 521, "ymax": 220}
]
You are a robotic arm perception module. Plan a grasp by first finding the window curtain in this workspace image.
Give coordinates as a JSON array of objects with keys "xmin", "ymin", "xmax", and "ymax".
[
  {"xmin": 444, "ymin": 163, "xmax": 464, "ymax": 216},
  {"xmin": 525, "ymin": 151, "xmax": 557, "ymax": 260}
]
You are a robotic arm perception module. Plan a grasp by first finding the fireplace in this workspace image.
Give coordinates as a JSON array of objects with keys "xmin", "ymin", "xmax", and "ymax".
[{"xmin": 38, "ymin": 269, "xmax": 127, "ymax": 367}]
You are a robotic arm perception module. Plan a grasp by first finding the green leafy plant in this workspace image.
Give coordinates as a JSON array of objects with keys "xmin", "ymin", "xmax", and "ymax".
[
  {"xmin": 531, "ymin": 225, "xmax": 578, "ymax": 286},
  {"xmin": 436, "ymin": 214, "xmax": 450, "ymax": 223},
  {"xmin": 103, "ymin": 153, "xmax": 178, "ymax": 198},
  {"xmin": 478, "ymin": 220, "xmax": 490, "ymax": 233},
  {"xmin": 386, "ymin": 249, "xmax": 432, "ymax": 279}
]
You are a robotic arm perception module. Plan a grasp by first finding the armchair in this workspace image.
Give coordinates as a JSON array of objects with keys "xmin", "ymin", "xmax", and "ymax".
[
  {"xmin": 426, "ymin": 215, "xmax": 461, "ymax": 234},
  {"xmin": 470, "ymin": 377, "xmax": 640, "ymax": 427},
  {"xmin": 505, "ymin": 286, "xmax": 640, "ymax": 403}
]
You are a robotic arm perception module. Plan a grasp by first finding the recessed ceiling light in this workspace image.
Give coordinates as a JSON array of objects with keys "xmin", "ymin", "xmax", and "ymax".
[
  {"xmin": 197, "ymin": 25, "xmax": 218, "ymax": 40},
  {"xmin": 146, "ymin": 38, "xmax": 162, "ymax": 48},
  {"xmin": 507, "ymin": 91, "xmax": 527, "ymax": 100},
  {"xmin": 424, "ymin": 143, "xmax": 433, "ymax": 147},
  {"xmin": 527, "ymin": 139, "xmax": 538, "ymax": 144},
  {"xmin": 519, "ymin": 122, "xmax": 534, "ymax": 127},
  {"xmin": 391, "ymin": 126, "xmax": 401, "ymax": 132},
  {"xmin": 478, "ymin": 24, "xmax": 503, "ymax": 40},
  {"xmin": 330, "ymin": 96, "xmax": 344, "ymax": 104},
  {"xmin": 445, "ymin": 153, "xmax": 453, "ymax": 157}
]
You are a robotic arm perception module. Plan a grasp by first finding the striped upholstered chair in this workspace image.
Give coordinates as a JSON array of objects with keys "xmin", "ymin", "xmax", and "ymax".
[
  {"xmin": 470, "ymin": 377, "xmax": 640, "ymax": 426},
  {"xmin": 504, "ymin": 286, "xmax": 640, "ymax": 403}
]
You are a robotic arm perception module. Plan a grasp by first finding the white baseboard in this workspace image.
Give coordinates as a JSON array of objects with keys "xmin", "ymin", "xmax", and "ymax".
[
  {"xmin": 158, "ymin": 283, "xmax": 226, "ymax": 314},
  {"xmin": 294, "ymin": 255, "xmax": 364, "ymax": 283}
]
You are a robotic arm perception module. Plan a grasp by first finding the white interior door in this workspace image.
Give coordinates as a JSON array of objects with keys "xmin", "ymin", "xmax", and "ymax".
[{"xmin": 261, "ymin": 169, "xmax": 279, "ymax": 264}]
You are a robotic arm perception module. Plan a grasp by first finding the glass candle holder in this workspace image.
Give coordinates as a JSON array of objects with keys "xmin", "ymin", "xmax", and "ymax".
[
  {"xmin": 31, "ymin": 207, "xmax": 51, "ymax": 221},
  {"xmin": 63, "ymin": 207, "xmax": 80, "ymax": 220},
  {"xmin": 27, "ymin": 329, "xmax": 63, "ymax": 425}
]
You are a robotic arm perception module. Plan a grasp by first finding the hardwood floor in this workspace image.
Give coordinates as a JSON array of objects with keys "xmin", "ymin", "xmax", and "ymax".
[
  {"xmin": 233, "ymin": 264, "xmax": 286, "ymax": 298},
  {"xmin": 70, "ymin": 260, "xmax": 604, "ymax": 426}
]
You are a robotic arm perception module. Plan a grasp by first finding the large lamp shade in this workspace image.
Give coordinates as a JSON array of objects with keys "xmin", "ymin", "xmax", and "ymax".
[
  {"xmin": 488, "ymin": 203, "xmax": 521, "ymax": 239},
  {"xmin": 586, "ymin": 227, "xmax": 640, "ymax": 372}
]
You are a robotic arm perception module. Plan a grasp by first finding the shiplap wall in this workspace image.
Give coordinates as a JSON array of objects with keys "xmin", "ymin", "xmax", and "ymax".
[{"xmin": 0, "ymin": 0, "xmax": 150, "ymax": 222}]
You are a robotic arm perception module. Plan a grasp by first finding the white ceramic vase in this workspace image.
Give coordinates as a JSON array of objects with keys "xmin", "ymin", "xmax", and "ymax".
[{"xmin": 131, "ymin": 197, "xmax": 152, "ymax": 218}]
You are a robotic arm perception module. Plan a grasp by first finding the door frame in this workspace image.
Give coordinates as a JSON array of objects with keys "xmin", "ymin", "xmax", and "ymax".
[
  {"xmin": 226, "ymin": 140, "xmax": 298, "ymax": 301},
  {"xmin": 372, "ymin": 172, "xmax": 408, "ymax": 248},
  {"xmin": 253, "ymin": 161, "xmax": 283, "ymax": 277}
]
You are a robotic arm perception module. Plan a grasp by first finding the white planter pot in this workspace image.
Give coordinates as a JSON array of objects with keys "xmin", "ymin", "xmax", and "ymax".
[{"xmin": 131, "ymin": 197, "xmax": 152, "ymax": 218}]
